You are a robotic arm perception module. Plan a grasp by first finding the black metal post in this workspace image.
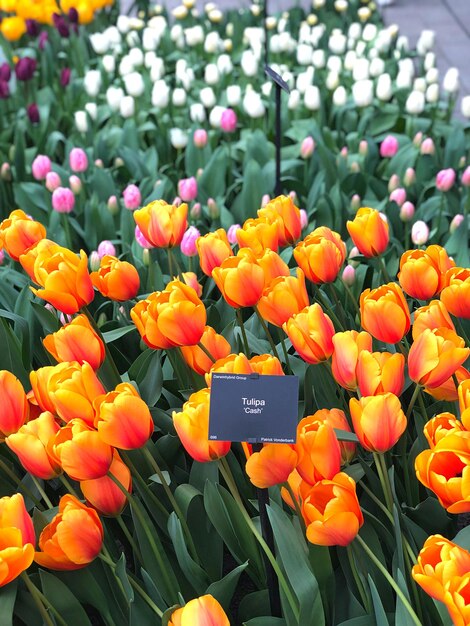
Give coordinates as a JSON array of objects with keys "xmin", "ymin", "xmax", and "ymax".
[{"xmin": 274, "ymin": 83, "xmax": 282, "ymax": 196}]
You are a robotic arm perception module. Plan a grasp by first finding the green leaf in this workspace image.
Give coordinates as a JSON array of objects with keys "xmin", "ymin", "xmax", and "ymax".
[
  {"xmin": 0, "ymin": 579, "xmax": 17, "ymax": 626},
  {"xmin": 368, "ymin": 575, "xmax": 389, "ymax": 626},
  {"xmin": 0, "ymin": 317, "xmax": 29, "ymax": 387},
  {"xmin": 334, "ymin": 429, "xmax": 359, "ymax": 443},
  {"xmin": 453, "ymin": 525, "xmax": 470, "ymax": 551},
  {"xmin": 128, "ymin": 348, "xmax": 163, "ymax": 406},
  {"xmin": 115, "ymin": 554, "xmax": 134, "ymax": 603},
  {"xmin": 39, "ymin": 571, "xmax": 93, "ymax": 626},
  {"xmin": 244, "ymin": 619, "xmax": 287, "ymax": 626},
  {"xmin": 206, "ymin": 561, "xmax": 248, "ymax": 610},
  {"xmin": 102, "ymin": 325, "xmax": 137, "ymax": 342},
  {"xmin": 168, "ymin": 513, "xmax": 209, "ymax": 593}
]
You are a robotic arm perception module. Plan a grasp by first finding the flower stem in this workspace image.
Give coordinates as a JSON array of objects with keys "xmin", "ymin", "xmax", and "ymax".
[
  {"xmin": 406, "ymin": 384, "xmax": 422, "ymax": 420},
  {"xmin": 378, "ymin": 256, "xmax": 392, "ymax": 283},
  {"xmin": 254, "ymin": 306, "xmax": 281, "ymax": 361},
  {"xmin": 21, "ymin": 572, "xmax": 67, "ymax": 626},
  {"xmin": 30, "ymin": 475, "xmax": 53, "ymax": 509},
  {"xmin": 372, "ymin": 452, "xmax": 394, "ymax": 513},
  {"xmin": 197, "ymin": 340, "xmax": 216, "ymax": 363},
  {"xmin": 346, "ymin": 544, "xmax": 370, "ymax": 612},
  {"xmin": 277, "ymin": 329, "xmax": 292, "ymax": 374},
  {"xmin": 355, "ymin": 535, "xmax": 423, "ymax": 626},
  {"xmin": 282, "ymin": 481, "xmax": 305, "ymax": 534},
  {"xmin": 236, "ymin": 308, "xmax": 250, "ymax": 355},
  {"xmin": 116, "ymin": 514, "xmax": 143, "ymax": 564},
  {"xmin": 82, "ymin": 306, "xmax": 122, "ymax": 388},
  {"xmin": 0, "ymin": 458, "xmax": 44, "ymax": 508},
  {"xmin": 328, "ymin": 283, "xmax": 347, "ymax": 328},
  {"xmin": 58, "ymin": 474, "xmax": 80, "ymax": 499}
]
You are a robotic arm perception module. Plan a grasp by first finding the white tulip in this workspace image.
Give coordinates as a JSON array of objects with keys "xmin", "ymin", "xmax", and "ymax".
[
  {"xmin": 424, "ymin": 52, "xmax": 435, "ymax": 71},
  {"xmin": 282, "ymin": 71, "xmax": 294, "ymax": 90},
  {"xmin": 396, "ymin": 35, "xmax": 409, "ymax": 52},
  {"xmin": 277, "ymin": 17, "xmax": 287, "ymax": 32},
  {"xmin": 333, "ymin": 85, "xmax": 347, "ymax": 107},
  {"xmin": 243, "ymin": 89, "xmax": 265, "ymax": 118},
  {"xmin": 312, "ymin": 49, "xmax": 326, "ymax": 69},
  {"xmin": 102, "ymin": 55, "xmax": 115, "ymax": 74},
  {"xmin": 348, "ymin": 22, "xmax": 361, "ymax": 39},
  {"xmin": 375, "ymin": 30, "xmax": 392, "ymax": 54},
  {"xmin": 368, "ymin": 48, "xmax": 378, "ymax": 60},
  {"xmin": 190, "ymin": 103, "xmax": 206, "ymax": 123},
  {"xmin": 89, "ymin": 33, "xmax": 109, "ymax": 55},
  {"xmin": 426, "ymin": 83, "xmax": 439, "ymax": 103},
  {"xmin": 172, "ymin": 5, "xmax": 188, "ymax": 19},
  {"xmin": 83, "ymin": 70, "xmax": 102, "ymax": 98},
  {"xmin": 443, "ymin": 67, "xmax": 459, "ymax": 94},
  {"xmin": 185, "ymin": 25, "xmax": 204, "ymax": 46},
  {"xmin": 148, "ymin": 15, "xmax": 167, "ymax": 36},
  {"xmin": 299, "ymin": 23, "xmax": 311, "ymax": 43},
  {"xmin": 461, "ymin": 95, "xmax": 470, "ymax": 118},
  {"xmin": 200, "ymin": 87, "xmax": 216, "ymax": 108},
  {"xmin": 355, "ymin": 41, "xmax": 366, "ymax": 57},
  {"xmin": 310, "ymin": 24, "xmax": 325, "ymax": 47},
  {"xmin": 297, "ymin": 44, "xmax": 312, "ymax": 66},
  {"xmin": 313, "ymin": 0, "xmax": 325, "ymax": 8},
  {"xmin": 126, "ymin": 31, "xmax": 140, "ymax": 48},
  {"xmin": 116, "ymin": 15, "xmax": 131, "ymax": 34},
  {"xmin": 120, "ymin": 95, "xmax": 135, "ymax": 118},
  {"xmin": 362, "ymin": 23, "xmax": 377, "ymax": 42},
  {"xmin": 106, "ymin": 86, "xmax": 124, "ymax": 111},
  {"xmin": 205, "ymin": 63, "xmax": 219, "ymax": 85},
  {"xmin": 151, "ymin": 80, "xmax": 170, "ymax": 108},
  {"xmin": 118, "ymin": 55, "xmax": 134, "ymax": 77},
  {"xmin": 128, "ymin": 47, "xmax": 144, "ymax": 67},
  {"xmin": 344, "ymin": 51, "xmax": 357, "ymax": 72},
  {"xmin": 74, "ymin": 111, "xmax": 88, "ymax": 133},
  {"xmin": 104, "ymin": 26, "xmax": 121, "ymax": 48},
  {"xmin": 144, "ymin": 51, "xmax": 156, "ymax": 68},
  {"xmin": 353, "ymin": 58, "xmax": 369, "ymax": 81},
  {"xmin": 204, "ymin": 31, "xmax": 221, "ymax": 54},
  {"xmin": 376, "ymin": 73, "xmax": 392, "ymax": 101},
  {"xmin": 288, "ymin": 89, "xmax": 300, "ymax": 110},
  {"xmin": 85, "ymin": 102, "xmax": 97, "ymax": 120},
  {"xmin": 396, "ymin": 71, "xmax": 413, "ymax": 89},
  {"xmin": 278, "ymin": 32, "xmax": 295, "ymax": 53},
  {"xmin": 128, "ymin": 17, "xmax": 144, "ymax": 30},
  {"xmin": 262, "ymin": 81, "xmax": 273, "ymax": 97},
  {"xmin": 413, "ymin": 78, "xmax": 427, "ymax": 93},
  {"xmin": 226, "ymin": 85, "xmax": 241, "ymax": 106},
  {"xmin": 369, "ymin": 57, "xmax": 385, "ymax": 78},
  {"xmin": 171, "ymin": 24, "xmax": 183, "ymax": 42},
  {"xmin": 270, "ymin": 34, "xmax": 281, "ymax": 54},
  {"xmin": 241, "ymin": 50, "xmax": 258, "ymax": 77},
  {"xmin": 209, "ymin": 105, "xmax": 224, "ymax": 128},
  {"xmin": 352, "ymin": 79, "xmax": 374, "ymax": 107},
  {"xmin": 124, "ymin": 72, "xmax": 145, "ymax": 97},
  {"xmin": 179, "ymin": 68, "xmax": 194, "ymax": 91},
  {"xmin": 329, "ymin": 32, "xmax": 347, "ymax": 55},
  {"xmin": 217, "ymin": 54, "xmax": 233, "ymax": 75},
  {"xmin": 142, "ymin": 27, "xmax": 160, "ymax": 51},
  {"xmin": 326, "ymin": 71, "xmax": 340, "ymax": 91},
  {"xmin": 150, "ymin": 58, "xmax": 165, "ymax": 81},
  {"xmin": 327, "ymin": 55, "xmax": 342, "ymax": 73},
  {"xmin": 170, "ymin": 128, "xmax": 188, "ymax": 149},
  {"xmin": 399, "ymin": 58, "xmax": 414, "ymax": 78},
  {"xmin": 405, "ymin": 90, "xmax": 425, "ymax": 114},
  {"xmin": 296, "ymin": 68, "xmax": 314, "ymax": 94},
  {"xmin": 426, "ymin": 68, "xmax": 439, "ymax": 84},
  {"xmin": 416, "ymin": 29, "xmax": 435, "ymax": 55},
  {"xmin": 304, "ymin": 85, "xmax": 321, "ymax": 111},
  {"xmin": 172, "ymin": 88, "xmax": 187, "ymax": 107}
]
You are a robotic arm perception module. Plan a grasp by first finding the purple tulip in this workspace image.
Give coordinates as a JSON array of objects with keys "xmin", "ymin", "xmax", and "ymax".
[
  {"xmin": 38, "ymin": 31, "xmax": 48, "ymax": 50},
  {"xmin": 53, "ymin": 13, "xmax": 70, "ymax": 38},
  {"xmin": 0, "ymin": 81, "xmax": 10, "ymax": 100},
  {"xmin": 0, "ymin": 62, "xmax": 11, "ymax": 82},
  {"xmin": 68, "ymin": 8, "xmax": 79, "ymax": 23},
  {"xmin": 60, "ymin": 68, "xmax": 71, "ymax": 87},
  {"xmin": 15, "ymin": 57, "xmax": 37, "ymax": 82},
  {"xmin": 26, "ymin": 19, "xmax": 39, "ymax": 37},
  {"xmin": 27, "ymin": 103, "xmax": 40, "ymax": 124}
]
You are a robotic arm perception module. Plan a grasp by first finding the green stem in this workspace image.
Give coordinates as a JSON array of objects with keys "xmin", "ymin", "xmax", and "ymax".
[
  {"xmin": 61, "ymin": 213, "xmax": 73, "ymax": 250},
  {"xmin": 121, "ymin": 452, "xmax": 170, "ymax": 523},
  {"xmin": 58, "ymin": 474, "xmax": 80, "ymax": 499},
  {"xmin": 373, "ymin": 452, "xmax": 394, "ymax": 513},
  {"xmin": 282, "ymin": 481, "xmax": 305, "ymax": 534},
  {"xmin": 0, "ymin": 458, "xmax": 44, "ymax": 508},
  {"xmin": 21, "ymin": 572, "xmax": 67, "ymax": 626},
  {"xmin": 356, "ymin": 535, "xmax": 423, "ymax": 626},
  {"xmin": 328, "ymin": 283, "xmax": 347, "ymax": 328},
  {"xmin": 378, "ymin": 256, "xmax": 392, "ymax": 284},
  {"xmin": 236, "ymin": 308, "xmax": 250, "ymax": 355},
  {"xmin": 359, "ymin": 480, "xmax": 393, "ymax": 522},
  {"xmin": 343, "ymin": 282, "xmax": 361, "ymax": 319},
  {"xmin": 277, "ymin": 329, "xmax": 292, "ymax": 374},
  {"xmin": 167, "ymin": 248, "xmax": 175, "ymax": 279},
  {"xmin": 406, "ymin": 384, "xmax": 422, "ymax": 420},
  {"xmin": 30, "ymin": 475, "xmax": 53, "ymax": 509},
  {"xmin": 116, "ymin": 514, "xmax": 143, "ymax": 564},
  {"xmin": 197, "ymin": 341, "xmax": 216, "ymax": 363},
  {"xmin": 219, "ymin": 457, "xmax": 299, "ymax": 621},
  {"xmin": 346, "ymin": 544, "xmax": 370, "ymax": 612},
  {"xmin": 254, "ymin": 306, "xmax": 281, "ymax": 361},
  {"xmin": 313, "ymin": 286, "xmax": 344, "ymax": 331}
]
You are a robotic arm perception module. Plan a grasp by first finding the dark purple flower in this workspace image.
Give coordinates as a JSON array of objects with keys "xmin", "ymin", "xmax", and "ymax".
[
  {"xmin": 38, "ymin": 31, "xmax": 48, "ymax": 50},
  {"xmin": 60, "ymin": 67, "xmax": 71, "ymax": 87},
  {"xmin": 53, "ymin": 13, "xmax": 70, "ymax": 38},
  {"xmin": 68, "ymin": 8, "xmax": 79, "ymax": 23},
  {"xmin": 27, "ymin": 103, "xmax": 40, "ymax": 124},
  {"xmin": 0, "ymin": 81, "xmax": 10, "ymax": 100},
  {"xmin": 0, "ymin": 62, "xmax": 11, "ymax": 82},
  {"xmin": 15, "ymin": 57, "xmax": 37, "ymax": 82},
  {"xmin": 26, "ymin": 19, "xmax": 39, "ymax": 37}
]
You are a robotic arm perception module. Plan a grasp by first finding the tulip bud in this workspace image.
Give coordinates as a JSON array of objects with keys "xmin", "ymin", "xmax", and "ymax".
[
  {"xmin": 450, "ymin": 214, "xmax": 465, "ymax": 234},
  {"xmin": 436, "ymin": 168, "xmax": 456, "ymax": 192},
  {"xmin": 97, "ymin": 240, "xmax": 116, "ymax": 258},
  {"xmin": 180, "ymin": 226, "xmax": 200, "ymax": 256},
  {"xmin": 300, "ymin": 136, "xmax": 315, "ymax": 159},
  {"xmin": 413, "ymin": 131, "xmax": 423, "ymax": 147},
  {"xmin": 122, "ymin": 184, "xmax": 141, "ymax": 210},
  {"xmin": 380, "ymin": 135, "xmax": 399, "ymax": 158},
  {"xmin": 227, "ymin": 223, "xmax": 241, "ymax": 244},
  {"xmin": 348, "ymin": 246, "xmax": 361, "ymax": 267},
  {"xmin": 142, "ymin": 248, "xmax": 150, "ymax": 266},
  {"xmin": 351, "ymin": 194, "xmax": 361, "ymax": 211},
  {"xmin": 114, "ymin": 157, "xmax": 124, "ymax": 168},
  {"xmin": 400, "ymin": 201, "xmax": 415, "ymax": 222},
  {"xmin": 193, "ymin": 128, "xmax": 208, "ymax": 148},
  {"xmin": 95, "ymin": 159, "xmax": 104, "ymax": 168},
  {"xmin": 411, "ymin": 220, "xmax": 430, "ymax": 245},
  {"xmin": 207, "ymin": 197, "xmax": 219, "ymax": 218},
  {"xmin": 462, "ymin": 96, "xmax": 470, "ymax": 118},
  {"xmin": 107, "ymin": 195, "xmax": 119, "ymax": 214},
  {"xmin": 178, "ymin": 176, "xmax": 198, "ymax": 202},
  {"xmin": 350, "ymin": 161, "xmax": 360, "ymax": 173},
  {"xmin": 388, "ymin": 174, "xmax": 400, "ymax": 192},
  {"xmin": 300, "ymin": 209, "xmax": 308, "ymax": 230},
  {"xmin": 261, "ymin": 194, "xmax": 270, "ymax": 208},
  {"xmin": 220, "ymin": 108, "xmax": 237, "ymax": 133},
  {"xmin": 69, "ymin": 175, "xmax": 82, "ymax": 195},
  {"xmin": 52, "ymin": 187, "xmax": 75, "ymax": 213},
  {"xmin": 0, "ymin": 249, "xmax": 5, "ymax": 264},
  {"xmin": 404, "ymin": 167, "xmax": 416, "ymax": 187},
  {"xmin": 389, "ymin": 187, "xmax": 406, "ymax": 207},
  {"xmin": 462, "ymin": 166, "xmax": 470, "ymax": 187},
  {"xmin": 1, "ymin": 162, "xmax": 11, "ymax": 181},
  {"xmin": 359, "ymin": 140, "xmax": 368, "ymax": 156},
  {"xmin": 190, "ymin": 202, "xmax": 201, "ymax": 219},
  {"xmin": 342, "ymin": 264, "xmax": 355, "ymax": 286},
  {"xmin": 420, "ymin": 138, "xmax": 435, "ymax": 155},
  {"xmin": 89, "ymin": 251, "xmax": 101, "ymax": 271}
]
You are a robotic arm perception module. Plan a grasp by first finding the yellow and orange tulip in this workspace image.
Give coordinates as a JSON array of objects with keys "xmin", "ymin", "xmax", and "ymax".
[
  {"xmin": 283, "ymin": 304, "xmax": 335, "ymax": 364},
  {"xmin": 360, "ymin": 282, "xmax": 411, "ymax": 344},
  {"xmin": 356, "ymin": 351, "xmax": 405, "ymax": 396},
  {"xmin": 245, "ymin": 444, "xmax": 298, "ymax": 488},
  {"xmin": 440, "ymin": 267, "xmax": 470, "ymax": 319},
  {"xmin": 43, "ymin": 314, "xmax": 105, "ymax": 370},
  {"xmin": 350, "ymin": 393, "xmax": 407, "ymax": 452},
  {"xmin": 91, "ymin": 255, "xmax": 140, "ymax": 301},
  {"xmin": 0, "ymin": 209, "xmax": 46, "ymax": 261},
  {"xmin": 331, "ymin": 330, "xmax": 372, "ymax": 391},
  {"xmin": 346, "ymin": 207, "xmax": 389, "ymax": 258},
  {"xmin": 212, "ymin": 251, "xmax": 265, "ymax": 309},
  {"xmin": 168, "ymin": 594, "xmax": 230, "ymax": 626},
  {"xmin": 196, "ymin": 229, "xmax": 233, "ymax": 277},
  {"xmin": 133, "ymin": 200, "xmax": 187, "ymax": 248},
  {"xmin": 0, "ymin": 370, "xmax": 29, "ymax": 440},
  {"xmin": 0, "ymin": 494, "xmax": 35, "ymax": 587},
  {"xmin": 398, "ymin": 245, "xmax": 454, "ymax": 300},
  {"xmin": 257, "ymin": 268, "xmax": 309, "ymax": 327},
  {"xmin": 294, "ymin": 226, "xmax": 346, "ymax": 284}
]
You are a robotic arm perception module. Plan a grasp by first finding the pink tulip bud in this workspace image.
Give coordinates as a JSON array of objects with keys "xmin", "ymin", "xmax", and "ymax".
[
  {"xmin": 190, "ymin": 202, "xmax": 201, "ymax": 219},
  {"xmin": 95, "ymin": 158, "xmax": 104, "ymax": 168},
  {"xmin": 420, "ymin": 138, "xmax": 435, "ymax": 155},
  {"xmin": 45, "ymin": 171, "xmax": 61, "ymax": 192},
  {"xmin": 69, "ymin": 147, "xmax": 88, "ymax": 173},
  {"xmin": 413, "ymin": 131, "xmax": 423, "ymax": 147},
  {"xmin": 389, "ymin": 187, "xmax": 406, "ymax": 207},
  {"xmin": 51, "ymin": 187, "xmax": 75, "ymax": 213},
  {"xmin": 359, "ymin": 140, "xmax": 368, "ymax": 156},
  {"xmin": 341, "ymin": 264, "xmax": 355, "ymax": 286},
  {"xmin": 178, "ymin": 176, "xmax": 198, "ymax": 202},
  {"xmin": 340, "ymin": 146, "xmax": 348, "ymax": 157},
  {"xmin": 114, "ymin": 157, "xmax": 124, "ymax": 168},
  {"xmin": 400, "ymin": 201, "xmax": 415, "ymax": 222},
  {"xmin": 1, "ymin": 162, "xmax": 11, "ymax": 181},
  {"xmin": 208, "ymin": 197, "xmax": 219, "ymax": 218},
  {"xmin": 227, "ymin": 223, "xmax": 241, "ymax": 244},
  {"xmin": 97, "ymin": 240, "xmax": 116, "ymax": 258},
  {"xmin": 461, "ymin": 166, "xmax": 470, "ymax": 187},
  {"xmin": 350, "ymin": 161, "xmax": 360, "ymax": 173},
  {"xmin": 107, "ymin": 195, "xmax": 119, "ymax": 214},
  {"xmin": 0, "ymin": 249, "xmax": 4, "ymax": 264},
  {"xmin": 173, "ymin": 196, "xmax": 182, "ymax": 207},
  {"xmin": 289, "ymin": 191, "xmax": 297, "ymax": 202},
  {"xmin": 388, "ymin": 174, "xmax": 400, "ymax": 192},
  {"xmin": 180, "ymin": 226, "xmax": 201, "ymax": 256},
  {"xmin": 122, "ymin": 184, "xmax": 142, "ymax": 210},
  {"xmin": 404, "ymin": 167, "xmax": 416, "ymax": 187},
  {"xmin": 351, "ymin": 194, "xmax": 361, "ymax": 211},
  {"xmin": 32, "ymin": 154, "xmax": 52, "ymax": 180},
  {"xmin": 380, "ymin": 135, "xmax": 399, "ymax": 158},
  {"xmin": 69, "ymin": 174, "xmax": 82, "ymax": 195},
  {"xmin": 196, "ymin": 168, "xmax": 204, "ymax": 179},
  {"xmin": 193, "ymin": 128, "xmax": 208, "ymax": 148},
  {"xmin": 348, "ymin": 246, "xmax": 361, "ymax": 268},
  {"xmin": 459, "ymin": 156, "xmax": 466, "ymax": 169},
  {"xmin": 135, "ymin": 225, "xmax": 153, "ymax": 249},
  {"xmin": 411, "ymin": 220, "xmax": 430, "ymax": 245},
  {"xmin": 450, "ymin": 214, "xmax": 465, "ymax": 234},
  {"xmin": 220, "ymin": 108, "xmax": 237, "ymax": 133},
  {"xmin": 59, "ymin": 312, "xmax": 74, "ymax": 325},
  {"xmin": 436, "ymin": 168, "xmax": 456, "ymax": 192},
  {"xmin": 300, "ymin": 136, "xmax": 315, "ymax": 159},
  {"xmin": 261, "ymin": 194, "xmax": 270, "ymax": 207},
  {"xmin": 89, "ymin": 251, "xmax": 101, "ymax": 271},
  {"xmin": 300, "ymin": 209, "xmax": 308, "ymax": 230},
  {"xmin": 182, "ymin": 271, "xmax": 202, "ymax": 297}
]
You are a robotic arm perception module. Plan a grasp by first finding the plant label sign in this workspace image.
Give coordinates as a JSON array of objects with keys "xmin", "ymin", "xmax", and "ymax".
[{"xmin": 209, "ymin": 373, "xmax": 299, "ymax": 443}]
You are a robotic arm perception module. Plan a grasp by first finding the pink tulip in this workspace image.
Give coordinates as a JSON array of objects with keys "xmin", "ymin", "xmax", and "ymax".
[
  {"xmin": 359, "ymin": 140, "xmax": 368, "ymax": 156},
  {"xmin": 227, "ymin": 224, "xmax": 241, "ymax": 244},
  {"xmin": 400, "ymin": 201, "xmax": 415, "ymax": 222},
  {"xmin": 190, "ymin": 202, "xmax": 201, "ymax": 219},
  {"xmin": 193, "ymin": 129, "xmax": 208, "ymax": 148},
  {"xmin": 300, "ymin": 209, "xmax": 308, "ymax": 230},
  {"xmin": 45, "ymin": 171, "xmax": 61, "ymax": 192},
  {"xmin": 69, "ymin": 175, "xmax": 82, "ymax": 194},
  {"xmin": 135, "ymin": 225, "xmax": 153, "ymax": 249},
  {"xmin": 178, "ymin": 176, "xmax": 198, "ymax": 202},
  {"xmin": 420, "ymin": 138, "xmax": 435, "ymax": 155},
  {"xmin": 32, "ymin": 155, "xmax": 52, "ymax": 180},
  {"xmin": 97, "ymin": 240, "xmax": 116, "ymax": 258},
  {"xmin": 450, "ymin": 214, "xmax": 464, "ymax": 233},
  {"xmin": 436, "ymin": 168, "xmax": 456, "ymax": 192},
  {"xmin": 180, "ymin": 226, "xmax": 200, "ymax": 256},
  {"xmin": 300, "ymin": 136, "xmax": 315, "ymax": 159},
  {"xmin": 107, "ymin": 195, "xmax": 118, "ymax": 214},
  {"xmin": 69, "ymin": 147, "xmax": 88, "ymax": 173},
  {"xmin": 389, "ymin": 187, "xmax": 406, "ymax": 207},
  {"xmin": 342, "ymin": 264, "xmax": 355, "ymax": 286},
  {"xmin": 351, "ymin": 194, "xmax": 361, "ymax": 211},
  {"xmin": 388, "ymin": 174, "xmax": 400, "ymax": 192},
  {"xmin": 411, "ymin": 220, "xmax": 430, "ymax": 245},
  {"xmin": 380, "ymin": 135, "xmax": 399, "ymax": 158},
  {"xmin": 220, "ymin": 108, "xmax": 237, "ymax": 133},
  {"xmin": 122, "ymin": 184, "xmax": 142, "ymax": 210},
  {"xmin": 52, "ymin": 187, "xmax": 75, "ymax": 213},
  {"xmin": 461, "ymin": 165, "xmax": 470, "ymax": 187},
  {"xmin": 404, "ymin": 167, "xmax": 416, "ymax": 187}
]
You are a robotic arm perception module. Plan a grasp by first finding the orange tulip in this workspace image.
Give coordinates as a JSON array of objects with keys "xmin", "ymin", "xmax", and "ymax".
[
  {"xmin": 350, "ymin": 393, "xmax": 406, "ymax": 452},
  {"xmin": 408, "ymin": 328, "xmax": 469, "ymax": 389},
  {"xmin": 440, "ymin": 267, "xmax": 470, "ymax": 319},
  {"xmin": 212, "ymin": 251, "xmax": 265, "ymax": 308},
  {"xmin": 444, "ymin": 574, "xmax": 470, "ymax": 626},
  {"xmin": 249, "ymin": 354, "xmax": 284, "ymax": 376},
  {"xmin": 91, "ymin": 255, "xmax": 140, "ymax": 301},
  {"xmin": 131, "ymin": 280, "xmax": 206, "ymax": 349},
  {"xmin": 356, "ymin": 351, "xmax": 405, "ymax": 396},
  {"xmin": 283, "ymin": 304, "xmax": 335, "ymax": 364},
  {"xmin": 0, "ymin": 370, "xmax": 29, "ymax": 440},
  {"xmin": 43, "ymin": 314, "xmax": 105, "ymax": 370},
  {"xmin": 331, "ymin": 330, "xmax": 372, "ymax": 391},
  {"xmin": 280, "ymin": 469, "xmax": 305, "ymax": 510},
  {"xmin": 295, "ymin": 412, "xmax": 342, "ymax": 485},
  {"xmin": 196, "ymin": 229, "xmax": 233, "ymax": 277},
  {"xmin": 0, "ymin": 494, "xmax": 35, "ymax": 587},
  {"xmin": 256, "ymin": 248, "xmax": 290, "ymax": 285},
  {"xmin": 48, "ymin": 418, "xmax": 114, "ymax": 481},
  {"xmin": 133, "ymin": 199, "xmax": 187, "ymax": 248},
  {"xmin": 35, "ymin": 494, "xmax": 103, "ymax": 570},
  {"xmin": 423, "ymin": 413, "xmax": 464, "ymax": 449},
  {"xmin": 180, "ymin": 326, "xmax": 231, "ymax": 376},
  {"xmin": 398, "ymin": 245, "xmax": 454, "ymax": 300},
  {"xmin": 257, "ymin": 269, "xmax": 309, "ymax": 327},
  {"xmin": 315, "ymin": 407, "xmax": 356, "ymax": 464},
  {"xmin": 6, "ymin": 411, "xmax": 61, "ymax": 479},
  {"xmin": 93, "ymin": 382, "xmax": 153, "ymax": 450},
  {"xmin": 294, "ymin": 227, "xmax": 346, "ymax": 284},
  {"xmin": 168, "ymin": 594, "xmax": 230, "ymax": 626},
  {"xmin": 172, "ymin": 388, "xmax": 230, "ymax": 462},
  {"xmin": 360, "ymin": 282, "xmax": 411, "ymax": 344},
  {"xmin": 258, "ymin": 194, "xmax": 301, "ymax": 246},
  {"xmin": 0, "ymin": 209, "xmax": 46, "ymax": 261},
  {"xmin": 20, "ymin": 239, "xmax": 94, "ymax": 314},
  {"xmin": 346, "ymin": 207, "xmax": 389, "ymax": 258},
  {"xmin": 415, "ymin": 432, "xmax": 470, "ymax": 513},
  {"xmin": 205, "ymin": 353, "xmax": 253, "ymax": 387},
  {"xmin": 460, "ymin": 380, "xmax": 470, "ymax": 429},
  {"xmin": 412, "ymin": 299, "xmax": 455, "ymax": 340},
  {"xmin": 245, "ymin": 444, "xmax": 298, "ymax": 488},
  {"xmin": 424, "ymin": 366, "xmax": 469, "ymax": 402},
  {"xmin": 302, "ymin": 472, "xmax": 363, "ymax": 546},
  {"xmin": 81, "ymin": 451, "xmax": 131, "ymax": 516},
  {"xmin": 236, "ymin": 217, "xmax": 279, "ymax": 256}
]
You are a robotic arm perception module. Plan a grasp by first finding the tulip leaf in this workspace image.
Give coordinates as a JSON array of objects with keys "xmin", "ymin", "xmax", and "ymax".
[
  {"xmin": 205, "ymin": 561, "xmax": 248, "ymax": 610},
  {"xmin": 244, "ymin": 619, "xmax": 287, "ymax": 626},
  {"xmin": 394, "ymin": 569, "xmax": 415, "ymax": 626},
  {"xmin": 336, "ymin": 618, "xmax": 376, "ymax": 626},
  {"xmin": 198, "ymin": 146, "xmax": 229, "ymax": 204},
  {"xmin": 102, "ymin": 325, "xmax": 136, "ymax": 342},
  {"xmin": 115, "ymin": 553, "xmax": 134, "ymax": 603},
  {"xmin": 168, "ymin": 512, "xmax": 210, "ymax": 593},
  {"xmin": 367, "ymin": 575, "xmax": 389, "ymax": 626},
  {"xmin": 0, "ymin": 579, "xmax": 17, "ymax": 626},
  {"xmin": 39, "ymin": 571, "xmax": 93, "ymax": 626},
  {"xmin": 452, "ymin": 525, "xmax": 470, "ymax": 551},
  {"xmin": 129, "ymin": 594, "xmax": 159, "ymax": 624},
  {"xmin": 334, "ymin": 429, "xmax": 359, "ymax": 443},
  {"xmin": 0, "ymin": 317, "xmax": 30, "ymax": 388}
]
